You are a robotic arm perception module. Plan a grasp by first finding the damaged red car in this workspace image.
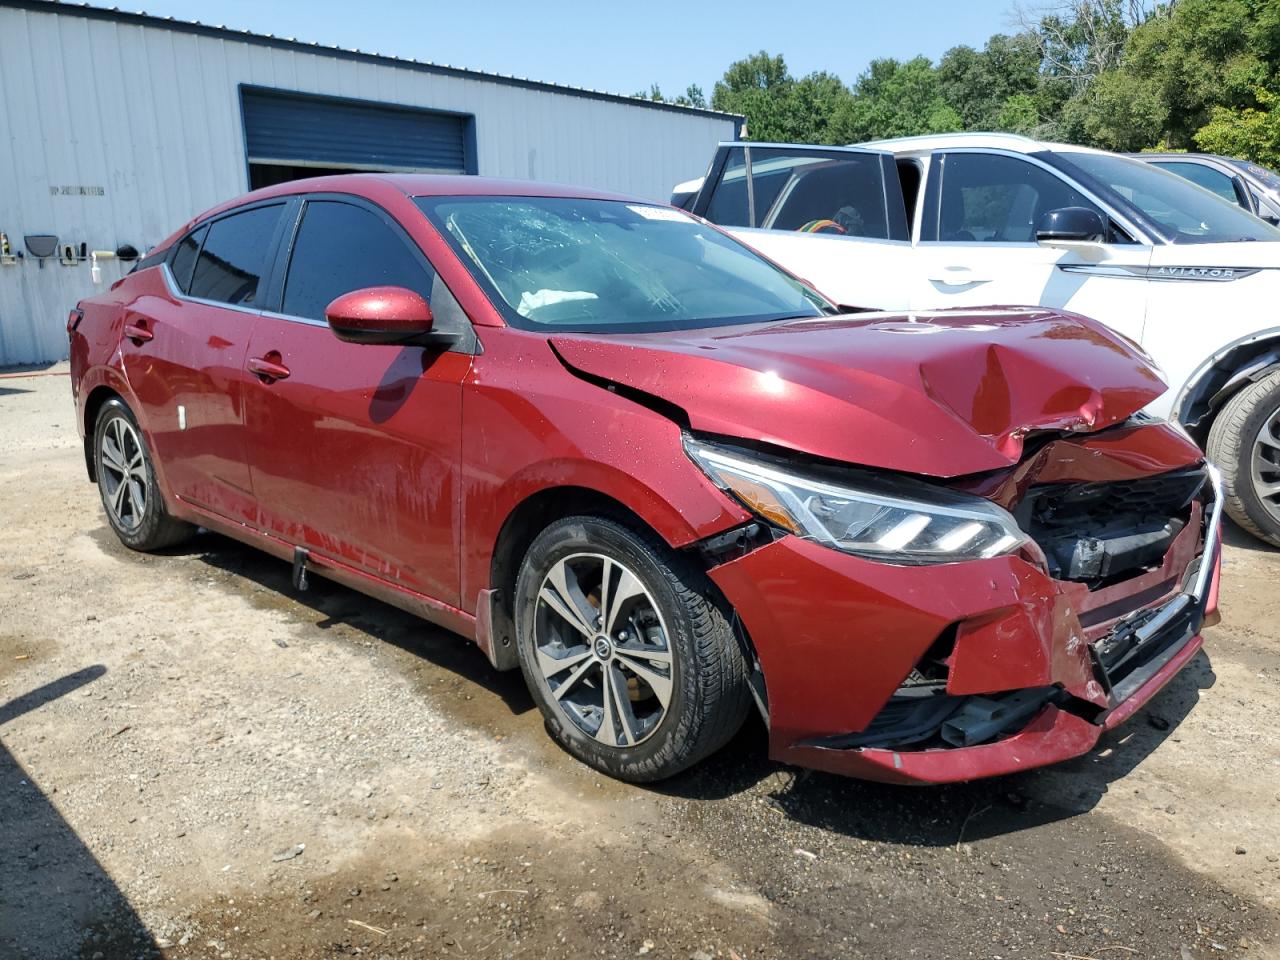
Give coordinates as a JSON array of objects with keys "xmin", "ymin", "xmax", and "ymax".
[{"xmin": 68, "ymin": 175, "xmax": 1222, "ymax": 785}]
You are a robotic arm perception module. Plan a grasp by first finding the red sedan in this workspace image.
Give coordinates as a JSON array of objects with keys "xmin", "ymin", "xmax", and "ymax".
[{"xmin": 69, "ymin": 174, "xmax": 1222, "ymax": 784}]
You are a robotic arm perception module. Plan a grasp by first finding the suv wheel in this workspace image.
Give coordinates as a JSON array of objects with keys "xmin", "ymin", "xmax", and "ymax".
[
  {"xmin": 93, "ymin": 398, "xmax": 194, "ymax": 551},
  {"xmin": 1207, "ymin": 369, "xmax": 1280, "ymax": 547},
  {"xmin": 513, "ymin": 515, "xmax": 751, "ymax": 782}
]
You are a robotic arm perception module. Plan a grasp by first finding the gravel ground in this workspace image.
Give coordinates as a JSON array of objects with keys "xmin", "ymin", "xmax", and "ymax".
[{"xmin": 1, "ymin": 364, "xmax": 1279, "ymax": 960}]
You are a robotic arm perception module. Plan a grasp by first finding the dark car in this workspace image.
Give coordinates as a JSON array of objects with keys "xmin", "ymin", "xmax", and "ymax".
[{"xmin": 69, "ymin": 174, "xmax": 1222, "ymax": 784}]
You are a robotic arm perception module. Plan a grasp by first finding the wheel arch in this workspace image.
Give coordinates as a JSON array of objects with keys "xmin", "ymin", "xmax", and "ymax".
[
  {"xmin": 481, "ymin": 486, "xmax": 666, "ymax": 671},
  {"xmin": 1174, "ymin": 326, "xmax": 1280, "ymax": 442},
  {"xmin": 81, "ymin": 384, "xmax": 126, "ymax": 482}
]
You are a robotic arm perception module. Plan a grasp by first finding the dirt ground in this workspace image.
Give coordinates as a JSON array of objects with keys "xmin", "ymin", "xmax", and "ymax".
[{"xmin": 2, "ymin": 364, "xmax": 1279, "ymax": 960}]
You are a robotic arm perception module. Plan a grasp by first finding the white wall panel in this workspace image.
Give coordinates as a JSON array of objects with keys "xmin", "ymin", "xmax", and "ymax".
[{"xmin": 0, "ymin": 2, "xmax": 735, "ymax": 365}]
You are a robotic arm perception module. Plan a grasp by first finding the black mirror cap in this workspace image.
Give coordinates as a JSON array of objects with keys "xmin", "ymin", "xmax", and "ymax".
[{"xmin": 1036, "ymin": 206, "xmax": 1106, "ymax": 243}]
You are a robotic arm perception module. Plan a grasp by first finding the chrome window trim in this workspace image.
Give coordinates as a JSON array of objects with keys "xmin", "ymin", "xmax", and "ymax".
[
  {"xmin": 914, "ymin": 147, "xmax": 1155, "ymax": 247},
  {"xmin": 158, "ymin": 261, "xmax": 267, "ymax": 318}
]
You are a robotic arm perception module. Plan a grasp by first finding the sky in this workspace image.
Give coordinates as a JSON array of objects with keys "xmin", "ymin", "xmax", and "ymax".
[{"xmin": 92, "ymin": 0, "xmax": 1024, "ymax": 104}]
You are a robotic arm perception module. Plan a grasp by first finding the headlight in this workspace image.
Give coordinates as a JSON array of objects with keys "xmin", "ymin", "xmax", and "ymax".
[{"xmin": 685, "ymin": 437, "xmax": 1029, "ymax": 565}]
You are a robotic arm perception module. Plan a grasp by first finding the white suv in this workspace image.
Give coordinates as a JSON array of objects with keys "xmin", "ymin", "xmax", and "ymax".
[{"xmin": 677, "ymin": 133, "xmax": 1280, "ymax": 547}]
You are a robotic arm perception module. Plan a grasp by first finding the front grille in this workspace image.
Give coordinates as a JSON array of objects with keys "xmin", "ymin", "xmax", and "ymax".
[{"xmin": 1015, "ymin": 467, "xmax": 1207, "ymax": 588}]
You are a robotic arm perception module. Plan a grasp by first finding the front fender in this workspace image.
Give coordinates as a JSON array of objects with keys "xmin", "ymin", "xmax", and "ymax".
[
  {"xmin": 458, "ymin": 338, "xmax": 751, "ymax": 610},
  {"xmin": 1170, "ymin": 324, "xmax": 1280, "ymax": 431}
]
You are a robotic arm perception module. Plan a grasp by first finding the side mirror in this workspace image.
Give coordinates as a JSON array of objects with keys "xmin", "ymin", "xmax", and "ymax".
[
  {"xmin": 325, "ymin": 286, "xmax": 453, "ymax": 347},
  {"xmin": 1036, "ymin": 207, "xmax": 1106, "ymax": 244}
]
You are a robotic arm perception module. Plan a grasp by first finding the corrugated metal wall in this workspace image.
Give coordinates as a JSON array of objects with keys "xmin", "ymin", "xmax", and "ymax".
[{"xmin": 0, "ymin": 2, "xmax": 737, "ymax": 366}]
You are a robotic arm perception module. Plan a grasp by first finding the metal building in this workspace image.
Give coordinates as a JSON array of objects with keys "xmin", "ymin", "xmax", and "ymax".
[{"xmin": 0, "ymin": 0, "xmax": 740, "ymax": 366}]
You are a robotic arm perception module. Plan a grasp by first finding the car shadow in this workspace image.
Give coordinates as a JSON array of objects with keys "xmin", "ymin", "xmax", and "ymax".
[
  {"xmin": 178, "ymin": 530, "xmax": 536, "ymax": 717},
  {"xmin": 112, "ymin": 528, "xmax": 1216, "ymax": 845},
  {"xmin": 1223, "ymin": 519, "xmax": 1280, "ymax": 554},
  {"xmin": 654, "ymin": 650, "xmax": 1216, "ymax": 846},
  {"xmin": 1, "ymin": 666, "xmax": 162, "ymax": 959}
]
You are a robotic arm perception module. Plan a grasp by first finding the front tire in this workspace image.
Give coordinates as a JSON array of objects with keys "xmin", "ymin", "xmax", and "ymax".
[
  {"xmin": 93, "ymin": 398, "xmax": 194, "ymax": 551},
  {"xmin": 513, "ymin": 515, "xmax": 751, "ymax": 782},
  {"xmin": 1207, "ymin": 369, "xmax": 1280, "ymax": 547}
]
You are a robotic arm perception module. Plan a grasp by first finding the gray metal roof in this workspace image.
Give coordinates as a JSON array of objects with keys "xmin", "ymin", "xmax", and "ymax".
[{"xmin": 1, "ymin": 0, "xmax": 742, "ymax": 123}]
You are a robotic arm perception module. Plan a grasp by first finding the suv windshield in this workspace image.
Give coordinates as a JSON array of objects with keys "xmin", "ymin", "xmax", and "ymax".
[
  {"xmin": 1053, "ymin": 151, "xmax": 1280, "ymax": 243},
  {"xmin": 415, "ymin": 196, "xmax": 831, "ymax": 332}
]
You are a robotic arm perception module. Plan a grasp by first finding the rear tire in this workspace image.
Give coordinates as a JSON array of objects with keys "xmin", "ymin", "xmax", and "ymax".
[
  {"xmin": 513, "ymin": 515, "xmax": 751, "ymax": 782},
  {"xmin": 1207, "ymin": 369, "xmax": 1280, "ymax": 548},
  {"xmin": 93, "ymin": 398, "xmax": 194, "ymax": 551}
]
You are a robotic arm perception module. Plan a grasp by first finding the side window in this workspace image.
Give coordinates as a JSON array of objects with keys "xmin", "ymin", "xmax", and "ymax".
[
  {"xmin": 282, "ymin": 201, "xmax": 434, "ymax": 321},
  {"xmin": 702, "ymin": 146, "xmax": 901, "ymax": 239},
  {"xmin": 930, "ymin": 153, "xmax": 1102, "ymax": 243},
  {"xmin": 188, "ymin": 204, "xmax": 284, "ymax": 306},
  {"xmin": 1153, "ymin": 161, "xmax": 1240, "ymax": 205},
  {"xmin": 168, "ymin": 225, "xmax": 206, "ymax": 293}
]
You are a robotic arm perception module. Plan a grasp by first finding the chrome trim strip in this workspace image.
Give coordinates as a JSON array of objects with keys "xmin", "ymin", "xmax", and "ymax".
[
  {"xmin": 158, "ymin": 262, "xmax": 267, "ymax": 318},
  {"xmin": 1190, "ymin": 462, "xmax": 1224, "ymax": 602},
  {"xmin": 1060, "ymin": 264, "xmax": 1268, "ymax": 282}
]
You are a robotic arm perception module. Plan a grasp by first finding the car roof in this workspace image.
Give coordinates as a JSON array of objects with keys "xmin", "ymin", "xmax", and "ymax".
[
  {"xmin": 1127, "ymin": 152, "xmax": 1233, "ymax": 163},
  {"xmin": 855, "ymin": 132, "xmax": 1113, "ymax": 158},
  {"xmin": 243, "ymin": 172, "xmax": 639, "ymax": 203},
  {"xmin": 161, "ymin": 173, "xmax": 646, "ymax": 255}
]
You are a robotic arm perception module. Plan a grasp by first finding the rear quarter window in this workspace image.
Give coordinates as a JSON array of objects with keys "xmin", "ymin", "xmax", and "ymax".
[{"xmin": 187, "ymin": 205, "xmax": 284, "ymax": 306}]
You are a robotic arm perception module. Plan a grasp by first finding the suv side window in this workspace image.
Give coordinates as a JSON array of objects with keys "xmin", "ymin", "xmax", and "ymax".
[
  {"xmin": 188, "ymin": 204, "xmax": 284, "ymax": 305},
  {"xmin": 926, "ymin": 152, "xmax": 1102, "ymax": 243},
  {"xmin": 700, "ymin": 146, "xmax": 906, "ymax": 240},
  {"xmin": 168, "ymin": 225, "xmax": 207, "ymax": 293},
  {"xmin": 1151, "ymin": 160, "xmax": 1240, "ymax": 205},
  {"xmin": 282, "ymin": 200, "xmax": 435, "ymax": 321}
]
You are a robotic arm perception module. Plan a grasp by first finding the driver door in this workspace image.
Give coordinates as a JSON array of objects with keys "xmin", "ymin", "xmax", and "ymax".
[
  {"xmin": 908, "ymin": 150, "xmax": 1152, "ymax": 345},
  {"xmin": 240, "ymin": 196, "xmax": 475, "ymax": 606}
]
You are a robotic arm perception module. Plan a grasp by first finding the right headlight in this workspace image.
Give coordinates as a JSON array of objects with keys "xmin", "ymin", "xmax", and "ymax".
[{"xmin": 684, "ymin": 437, "xmax": 1029, "ymax": 565}]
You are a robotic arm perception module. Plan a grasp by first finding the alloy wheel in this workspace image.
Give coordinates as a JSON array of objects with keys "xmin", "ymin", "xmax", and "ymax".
[
  {"xmin": 1254, "ymin": 405, "xmax": 1280, "ymax": 525},
  {"xmin": 533, "ymin": 553, "xmax": 674, "ymax": 748},
  {"xmin": 100, "ymin": 416, "xmax": 148, "ymax": 531}
]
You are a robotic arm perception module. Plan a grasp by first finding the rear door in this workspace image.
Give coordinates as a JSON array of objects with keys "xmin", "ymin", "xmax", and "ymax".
[
  {"xmin": 691, "ymin": 143, "xmax": 914, "ymax": 309},
  {"xmin": 240, "ymin": 195, "xmax": 475, "ymax": 606},
  {"xmin": 119, "ymin": 200, "xmax": 291, "ymax": 524},
  {"xmin": 908, "ymin": 150, "xmax": 1152, "ymax": 344}
]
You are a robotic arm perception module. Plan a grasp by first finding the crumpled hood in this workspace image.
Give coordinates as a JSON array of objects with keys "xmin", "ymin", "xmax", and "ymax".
[{"xmin": 550, "ymin": 307, "xmax": 1166, "ymax": 478}]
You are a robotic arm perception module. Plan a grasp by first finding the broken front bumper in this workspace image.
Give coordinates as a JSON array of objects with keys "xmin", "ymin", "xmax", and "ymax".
[{"xmin": 707, "ymin": 466, "xmax": 1223, "ymax": 786}]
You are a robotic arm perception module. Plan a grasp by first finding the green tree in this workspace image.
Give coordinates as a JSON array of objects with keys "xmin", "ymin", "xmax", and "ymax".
[
  {"xmin": 830, "ymin": 57, "xmax": 963, "ymax": 143},
  {"xmin": 938, "ymin": 33, "xmax": 1042, "ymax": 130},
  {"xmin": 711, "ymin": 51, "xmax": 796, "ymax": 140},
  {"xmin": 1195, "ymin": 87, "xmax": 1280, "ymax": 166},
  {"xmin": 710, "ymin": 52, "xmax": 853, "ymax": 142},
  {"xmin": 632, "ymin": 83, "xmax": 708, "ymax": 109}
]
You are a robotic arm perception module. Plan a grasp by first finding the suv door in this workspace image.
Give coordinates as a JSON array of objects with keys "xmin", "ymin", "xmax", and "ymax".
[
  {"xmin": 119, "ymin": 200, "xmax": 289, "ymax": 525},
  {"xmin": 691, "ymin": 143, "xmax": 913, "ymax": 309},
  {"xmin": 241, "ymin": 196, "xmax": 475, "ymax": 606},
  {"xmin": 910, "ymin": 150, "xmax": 1151, "ymax": 344}
]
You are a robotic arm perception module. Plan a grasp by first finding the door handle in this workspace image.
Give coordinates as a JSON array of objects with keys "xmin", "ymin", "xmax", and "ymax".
[
  {"xmin": 929, "ymin": 267, "xmax": 991, "ymax": 287},
  {"xmin": 248, "ymin": 355, "xmax": 291, "ymax": 382},
  {"xmin": 122, "ymin": 319, "xmax": 154, "ymax": 344}
]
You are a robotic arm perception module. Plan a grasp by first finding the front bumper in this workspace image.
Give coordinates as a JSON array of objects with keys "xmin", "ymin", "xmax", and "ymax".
[{"xmin": 707, "ymin": 465, "xmax": 1223, "ymax": 786}]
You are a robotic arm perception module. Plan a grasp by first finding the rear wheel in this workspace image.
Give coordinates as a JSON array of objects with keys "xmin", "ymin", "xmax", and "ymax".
[
  {"xmin": 1207, "ymin": 369, "xmax": 1280, "ymax": 547},
  {"xmin": 93, "ymin": 398, "xmax": 194, "ymax": 551},
  {"xmin": 513, "ymin": 515, "xmax": 751, "ymax": 782}
]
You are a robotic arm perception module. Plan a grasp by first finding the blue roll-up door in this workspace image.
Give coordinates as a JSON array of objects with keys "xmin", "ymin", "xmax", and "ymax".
[{"xmin": 241, "ymin": 87, "xmax": 470, "ymax": 173}]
